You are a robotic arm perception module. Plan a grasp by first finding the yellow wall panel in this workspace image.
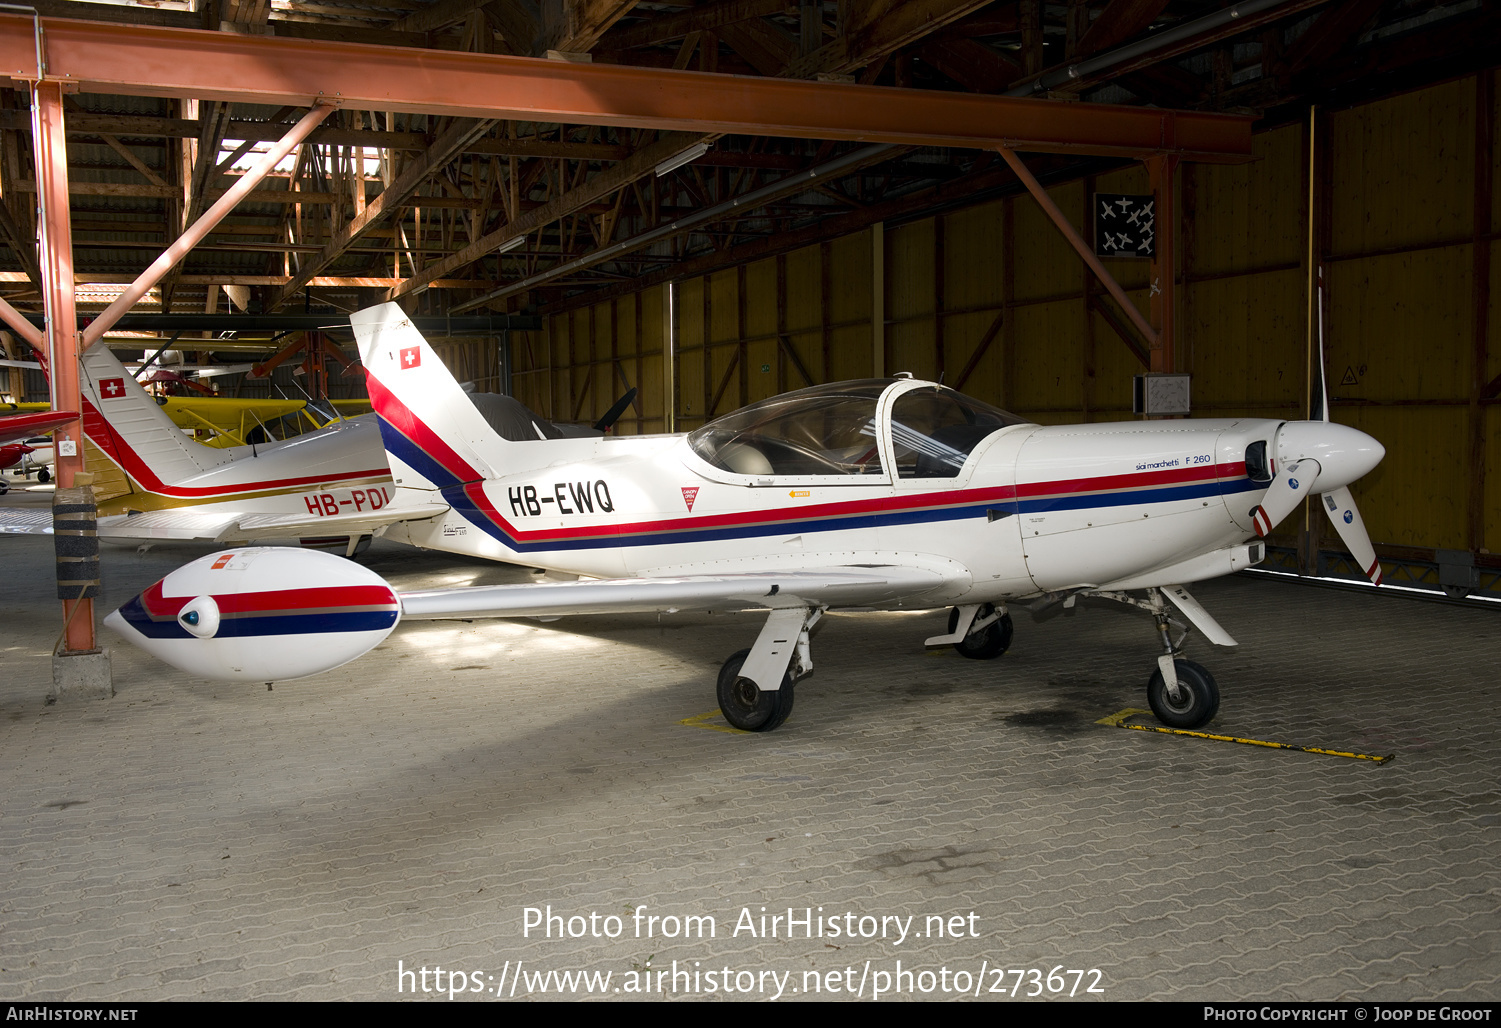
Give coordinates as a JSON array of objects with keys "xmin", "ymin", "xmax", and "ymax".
[
  {"xmin": 1013, "ymin": 182, "xmax": 1086, "ymax": 303},
  {"xmin": 1010, "ymin": 299, "xmax": 1085, "ymax": 416},
  {"xmin": 1330, "ymin": 246, "xmax": 1471, "ymax": 402},
  {"xmin": 784, "ymin": 245, "xmax": 822, "ymax": 337},
  {"xmin": 889, "ymin": 218, "xmax": 934, "ymax": 325},
  {"xmin": 829, "ymin": 324, "xmax": 872, "ymax": 381},
  {"xmin": 829, "ymin": 230, "xmax": 873, "ymax": 327},
  {"xmin": 1184, "ymin": 268, "xmax": 1305, "ymax": 415},
  {"xmin": 1089, "ymin": 310, "xmax": 1145, "ymax": 418},
  {"xmin": 1486, "ymin": 407, "xmax": 1501, "ymax": 553},
  {"xmin": 744, "ymin": 259, "xmax": 778, "ymax": 342},
  {"xmin": 943, "ymin": 202, "xmax": 1003, "ymax": 312},
  {"xmin": 1342, "ymin": 406, "xmax": 1467, "ymax": 548},
  {"xmin": 1190, "ymin": 124, "xmax": 1305, "ymax": 277},
  {"xmin": 1331, "ymin": 77, "xmax": 1475, "ymax": 255}
]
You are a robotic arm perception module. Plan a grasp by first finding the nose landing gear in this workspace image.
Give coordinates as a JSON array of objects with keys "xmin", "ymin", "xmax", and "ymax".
[{"xmin": 1084, "ymin": 586, "xmax": 1228, "ymax": 729}]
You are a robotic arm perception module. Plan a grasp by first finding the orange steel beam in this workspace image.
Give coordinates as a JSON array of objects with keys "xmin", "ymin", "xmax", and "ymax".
[
  {"xmin": 0, "ymin": 291, "xmax": 44, "ymax": 351},
  {"xmin": 0, "ymin": 15, "xmax": 1254, "ymax": 161},
  {"xmin": 996, "ymin": 144, "xmax": 1160, "ymax": 349},
  {"xmin": 33, "ymin": 80, "xmax": 94, "ymax": 654}
]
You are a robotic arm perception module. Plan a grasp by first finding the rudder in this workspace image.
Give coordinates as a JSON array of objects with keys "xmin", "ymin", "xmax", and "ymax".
[{"xmin": 350, "ymin": 303, "xmax": 506, "ymax": 493}]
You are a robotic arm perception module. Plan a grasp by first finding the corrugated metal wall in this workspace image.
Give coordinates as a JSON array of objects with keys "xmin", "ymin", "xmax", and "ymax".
[{"xmin": 502, "ymin": 71, "xmax": 1499, "ymax": 560}]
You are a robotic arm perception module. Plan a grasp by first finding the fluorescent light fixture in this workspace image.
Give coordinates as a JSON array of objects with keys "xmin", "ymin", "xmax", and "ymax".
[
  {"xmin": 655, "ymin": 142, "xmax": 711, "ymax": 177},
  {"xmin": 498, "ymin": 236, "xmax": 527, "ymax": 253}
]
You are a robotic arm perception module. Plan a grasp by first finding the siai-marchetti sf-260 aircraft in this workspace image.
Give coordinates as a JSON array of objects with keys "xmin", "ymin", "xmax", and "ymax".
[{"xmin": 106, "ymin": 303, "xmax": 1385, "ymax": 733}]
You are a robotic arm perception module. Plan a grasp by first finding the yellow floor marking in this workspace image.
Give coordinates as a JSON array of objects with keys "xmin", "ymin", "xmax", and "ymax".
[
  {"xmin": 1096, "ymin": 709, "xmax": 1394, "ymax": 763},
  {"xmin": 679, "ymin": 710, "xmax": 750, "ymax": 735}
]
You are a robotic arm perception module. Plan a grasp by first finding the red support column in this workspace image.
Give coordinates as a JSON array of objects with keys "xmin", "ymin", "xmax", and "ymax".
[{"xmin": 32, "ymin": 79, "xmax": 95, "ymax": 655}]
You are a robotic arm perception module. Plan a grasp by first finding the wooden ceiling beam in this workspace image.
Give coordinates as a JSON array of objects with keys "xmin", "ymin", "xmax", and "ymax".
[
  {"xmin": 389, "ymin": 130, "xmax": 706, "ymax": 298},
  {"xmin": 1074, "ymin": 0, "xmax": 1171, "ymax": 58},
  {"xmin": 787, "ymin": 0, "xmax": 994, "ymax": 78},
  {"xmin": 1277, "ymin": 0, "xmax": 1384, "ymax": 79},
  {"xmin": 267, "ymin": 115, "xmax": 498, "ymax": 308},
  {"xmin": 916, "ymin": 39, "xmax": 1022, "ymax": 94},
  {"xmin": 600, "ymin": 0, "xmax": 785, "ymax": 50}
]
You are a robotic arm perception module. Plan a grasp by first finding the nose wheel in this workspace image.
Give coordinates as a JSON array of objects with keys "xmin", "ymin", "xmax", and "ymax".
[
  {"xmin": 1084, "ymin": 587, "xmax": 1227, "ymax": 729},
  {"xmin": 1146, "ymin": 659, "xmax": 1219, "ymax": 728}
]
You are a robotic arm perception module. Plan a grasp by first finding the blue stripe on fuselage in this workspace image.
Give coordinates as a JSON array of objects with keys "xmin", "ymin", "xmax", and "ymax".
[{"xmin": 438, "ymin": 476, "xmax": 1262, "ymax": 554}]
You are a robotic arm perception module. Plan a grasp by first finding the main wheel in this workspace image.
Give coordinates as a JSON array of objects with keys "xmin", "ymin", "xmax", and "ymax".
[
  {"xmin": 36, "ymin": 468, "xmax": 49, "ymax": 483},
  {"xmin": 1146, "ymin": 659, "xmax": 1220, "ymax": 728},
  {"xmin": 949, "ymin": 604, "xmax": 1013, "ymax": 660},
  {"xmin": 716, "ymin": 648, "xmax": 795, "ymax": 732}
]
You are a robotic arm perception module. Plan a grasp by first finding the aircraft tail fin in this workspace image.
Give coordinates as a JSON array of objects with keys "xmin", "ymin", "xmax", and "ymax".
[
  {"xmin": 350, "ymin": 303, "xmax": 504, "ymax": 491},
  {"xmin": 81, "ymin": 342, "xmax": 229, "ymax": 491}
]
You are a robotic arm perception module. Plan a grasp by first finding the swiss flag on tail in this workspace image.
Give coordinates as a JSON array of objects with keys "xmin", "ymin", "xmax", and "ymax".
[
  {"xmin": 399, "ymin": 346, "xmax": 421, "ymax": 370},
  {"xmin": 99, "ymin": 378, "xmax": 125, "ymax": 398}
]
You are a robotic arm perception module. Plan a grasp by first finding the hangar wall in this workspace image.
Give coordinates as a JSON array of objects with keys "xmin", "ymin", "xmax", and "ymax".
[{"xmin": 498, "ymin": 70, "xmax": 1499, "ymax": 564}]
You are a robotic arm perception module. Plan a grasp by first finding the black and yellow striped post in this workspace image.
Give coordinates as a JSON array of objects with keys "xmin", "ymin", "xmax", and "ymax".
[{"xmin": 48, "ymin": 482, "xmax": 113, "ymax": 702}]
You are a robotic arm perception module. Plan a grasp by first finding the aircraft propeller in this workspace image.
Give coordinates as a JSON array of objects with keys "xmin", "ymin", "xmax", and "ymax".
[
  {"xmin": 1246, "ymin": 270, "xmax": 1385, "ymax": 585},
  {"xmin": 593, "ymin": 387, "xmax": 638, "ymax": 433}
]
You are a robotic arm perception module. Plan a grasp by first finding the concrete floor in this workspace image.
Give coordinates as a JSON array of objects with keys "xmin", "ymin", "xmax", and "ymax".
[{"xmin": 1, "ymin": 492, "xmax": 1498, "ymax": 1002}]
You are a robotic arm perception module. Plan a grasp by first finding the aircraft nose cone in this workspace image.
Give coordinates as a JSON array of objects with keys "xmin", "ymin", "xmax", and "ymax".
[{"xmin": 1276, "ymin": 420, "xmax": 1385, "ymax": 492}]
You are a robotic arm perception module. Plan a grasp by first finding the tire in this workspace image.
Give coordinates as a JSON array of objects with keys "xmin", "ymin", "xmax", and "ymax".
[
  {"xmin": 949, "ymin": 604, "xmax": 1013, "ymax": 660},
  {"xmin": 36, "ymin": 468, "xmax": 50, "ymax": 483},
  {"xmin": 1146, "ymin": 659, "xmax": 1220, "ymax": 729},
  {"xmin": 716, "ymin": 648, "xmax": 795, "ymax": 732}
]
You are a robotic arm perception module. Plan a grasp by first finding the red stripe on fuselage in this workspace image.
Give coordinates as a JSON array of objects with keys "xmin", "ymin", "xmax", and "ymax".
[{"xmin": 452, "ymin": 461, "xmax": 1250, "ymax": 547}]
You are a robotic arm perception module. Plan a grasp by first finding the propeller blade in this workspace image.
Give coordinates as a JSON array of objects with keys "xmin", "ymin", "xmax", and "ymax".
[
  {"xmin": 1250, "ymin": 459, "xmax": 1317, "ymax": 537},
  {"xmin": 1320, "ymin": 486, "xmax": 1382, "ymax": 585},
  {"xmin": 593, "ymin": 387, "xmax": 638, "ymax": 433}
]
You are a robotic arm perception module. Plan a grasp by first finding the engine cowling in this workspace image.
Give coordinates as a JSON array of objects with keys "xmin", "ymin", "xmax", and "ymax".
[{"xmin": 105, "ymin": 547, "xmax": 400, "ymax": 682}]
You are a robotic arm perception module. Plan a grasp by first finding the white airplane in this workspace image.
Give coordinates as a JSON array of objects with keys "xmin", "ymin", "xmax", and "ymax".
[
  {"xmin": 105, "ymin": 303, "xmax": 1386, "ymax": 733},
  {"xmin": 1, "ymin": 340, "xmax": 604, "ymax": 548}
]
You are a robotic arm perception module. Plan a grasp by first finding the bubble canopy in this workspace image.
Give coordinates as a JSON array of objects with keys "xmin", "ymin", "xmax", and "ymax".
[{"xmin": 687, "ymin": 379, "xmax": 1030, "ymax": 480}]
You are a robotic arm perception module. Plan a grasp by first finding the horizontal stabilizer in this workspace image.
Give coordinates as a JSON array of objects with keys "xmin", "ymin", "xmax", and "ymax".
[{"xmin": 97, "ymin": 502, "xmax": 450, "ymax": 543}]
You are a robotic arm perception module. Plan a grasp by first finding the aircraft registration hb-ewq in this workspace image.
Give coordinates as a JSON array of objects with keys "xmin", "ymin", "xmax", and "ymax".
[{"xmin": 106, "ymin": 303, "xmax": 1386, "ymax": 733}]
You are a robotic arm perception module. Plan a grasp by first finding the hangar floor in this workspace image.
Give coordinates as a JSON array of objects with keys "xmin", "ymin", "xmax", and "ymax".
[{"xmin": 1, "ymin": 499, "xmax": 1498, "ymax": 1002}]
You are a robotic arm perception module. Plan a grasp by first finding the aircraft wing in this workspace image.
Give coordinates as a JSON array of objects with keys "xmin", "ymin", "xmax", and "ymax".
[
  {"xmin": 398, "ymin": 565, "xmax": 959, "ymax": 620},
  {"xmin": 90, "ymin": 502, "xmax": 451, "ymax": 543}
]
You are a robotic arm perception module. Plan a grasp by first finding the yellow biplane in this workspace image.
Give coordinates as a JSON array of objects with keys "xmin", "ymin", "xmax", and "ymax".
[{"xmin": 159, "ymin": 396, "xmax": 372, "ymax": 448}]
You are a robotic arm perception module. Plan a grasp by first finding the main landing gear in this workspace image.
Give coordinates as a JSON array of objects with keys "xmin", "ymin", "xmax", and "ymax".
[
  {"xmin": 946, "ymin": 603, "xmax": 1014, "ymax": 659},
  {"xmin": 717, "ymin": 649, "xmax": 796, "ymax": 732},
  {"xmin": 715, "ymin": 606, "xmax": 822, "ymax": 732}
]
